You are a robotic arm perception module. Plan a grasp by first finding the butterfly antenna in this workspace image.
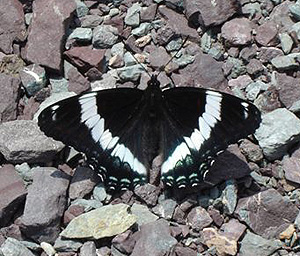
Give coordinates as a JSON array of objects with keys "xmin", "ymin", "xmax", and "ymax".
[{"xmin": 157, "ymin": 36, "xmax": 189, "ymax": 77}]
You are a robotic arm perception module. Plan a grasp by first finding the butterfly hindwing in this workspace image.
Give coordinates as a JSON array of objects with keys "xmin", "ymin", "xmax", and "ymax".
[
  {"xmin": 38, "ymin": 88, "xmax": 149, "ymax": 190},
  {"xmin": 160, "ymin": 87, "xmax": 261, "ymax": 188}
]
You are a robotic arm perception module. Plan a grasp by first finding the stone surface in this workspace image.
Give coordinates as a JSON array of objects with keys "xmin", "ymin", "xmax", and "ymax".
[
  {"xmin": 187, "ymin": 206, "xmax": 213, "ymax": 231},
  {"xmin": 67, "ymin": 67, "xmax": 91, "ymax": 94},
  {"xmin": 0, "ymin": 237, "xmax": 35, "ymax": 256},
  {"xmin": 258, "ymin": 47, "xmax": 284, "ymax": 63},
  {"xmin": 184, "ymin": 0, "xmax": 239, "ymax": 28},
  {"xmin": 0, "ymin": 165, "xmax": 27, "ymax": 227},
  {"xmin": 0, "ymin": 0, "xmax": 26, "ymax": 54},
  {"xmin": 131, "ymin": 219, "xmax": 177, "ymax": 256},
  {"xmin": 112, "ymin": 230, "xmax": 137, "ymax": 255},
  {"xmin": 93, "ymin": 25, "xmax": 119, "ymax": 48},
  {"xmin": 239, "ymin": 231, "xmax": 282, "ymax": 256},
  {"xmin": 131, "ymin": 203, "xmax": 159, "ymax": 226},
  {"xmin": 219, "ymin": 219, "xmax": 246, "ymax": 242},
  {"xmin": 0, "ymin": 120, "xmax": 64, "ymax": 163},
  {"xmin": 235, "ymin": 189, "xmax": 299, "ymax": 239},
  {"xmin": 134, "ymin": 184, "xmax": 159, "ymax": 207},
  {"xmin": 0, "ymin": 73, "xmax": 20, "ymax": 122},
  {"xmin": 221, "ymin": 180, "xmax": 237, "ymax": 215},
  {"xmin": 20, "ymin": 167, "xmax": 70, "ymax": 243},
  {"xmin": 282, "ymin": 156, "xmax": 300, "ymax": 185},
  {"xmin": 255, "ymin": 20, "xmax": 278, "ymax": 46},
  {"xmin": 255, "ymin": 108, "xmax": 300, "ymax": 160},
  {"xmin": 149, "ymin": 47, "xmax": 170, "ymax": 70},
  {"xmin": 124, "ymin": 3, "xmax": 141, "ymax": 27},
  {"xmin": 271, "ymin": 55, "xmax": 299, "ymax": 71},
  {"xmin": 240, "ymin": 139, "xmax": 264, "ymax": 163},
  {"xmin": 80, "ymin": 241, "xmax": 97, "ymax": 256},
  {"xmin": 25, "ymin": 0, "xmax": 76, "ymax": 71},
  {"xmin": 152, "ymin": 199, "xmax": 177, "ymax": 220},
  {"xmin": 60, "ymin": 204, "xmax": 136, "ymax": 239},
  {"xmin": 221, "ymin": 18, "xmax": 252, "ymax": 46}
]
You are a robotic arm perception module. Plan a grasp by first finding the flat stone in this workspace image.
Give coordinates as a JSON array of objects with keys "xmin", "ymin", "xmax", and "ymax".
[
  {"xmin": 185, "ymin": 0, "xmax": 239, "ymax": 28},
  {"xmin": 240, "ymin": 139, "xmax": 264, "ymax": 163},
  {"xmin": 152, "ymin": 198, "xmax": 177, "ymax": 220},
  {"xmin": 1, "ymin": 237, "xmax": 35, "ymax": 256},
  {"xmin": 93, "ymin": 25, "xmax": 119, "ymax": 48},
  {"xmin": 131, "ymin": 203, "xmax": 159, "ymax": 226},
  {"xmin": 131, "ymin": 219, "xmax": 177, "ymax": 256},
  {"xmin": 221, "ymin": 180, "xmax": 237, "ymax": 215},
  {"xmin": 279, "ymin": 32, "xmax": 293, "ymax": 54},
  {"xmin": 112, "ymin": 230, "xmax": 137, "ymax": 255},
  {"xmin": 282, "ymin": 156, "xmax": 300, "ymax": 185},
  {"xmin": 187, "ymin": 206, "xmax": 213, "ymax": 231},
  {"xmin": 258, "ymin": 47, "xmax": 284, "ymax": 63},
  {"xmin": 117, "ymin": 64, "xmax": 146, "ymax": 82},
  {"xmin": 239, "ymin": 44, "xmax": 258, "ymax": 62},
  {"xmin": 235, "ymin": 188, "xmax": 299, "ymax": 239},
  {"xmin": 289, "ymin": 1, "xmax": 300, "ymax": 20},
  {"xmin": 246, "ymin": 58, "xmax": 264, "ymax": 75},
  {"xmin": 221, "ymin": 18, "xmax": 252, "ymax": 46},
  {"xmin": 254, "ymin": 88, "xmax": 281, "ymax": 114},
  {"xmin": 228, "ymin": 75, "xmax": 252, "ymax": 90},
  {"xmin": 140, "ymin": 4, "xmax": 157, "ymax": 22},
  {"xmin": 172, "ymin": 246, "xmax": 197, "ymax": 256},
  {"xmin": 134, "ymin": 184, "xmax": 159, "ymax": 207},
  {"xmin": 219, "ymin": 219, "xmax": 246, "ymax": 242},
  {"xmin": 255, "ymin": 108, "xmax": 300, "ymax": 160},
  {"xmin": 255, "ymin": 20, "xmax": 278, "ymax": 46},
  {"xmin": 80, "ymin": 14, "xmax": 103, "ymax": 28},
  {"xmin": 149, "ymin": 46, "xmax": 170, "ymax": 70},
  {"xmin": 60, "ymin": 204, "xmax": 136, "ymax": 239},
  {"xmin": 201, "ymin": 227, "xmax": 237, "ymax": 256},
  {"xmin": 132, "ymin": 22, "xmax": 152, "ymax": 37},
  {"xmin": 0, "ymin": 73, "xmax": 20, "ymax": 122},
  {"xmin": 20, "ymin": 167, "xmax": 70, "ymax": 243},
  {"xmin": 25, "ymin": 0, "xmax": 76, "ymax": 71},
  {"xmin": 291, "ymin": 22, "xmax": 300, "ymax": 40},
  {"xmin": 67, "ymin": 27, "xmax": 92, "ymax": 43},
  {"xmin": 67, "ymin": 67, "xmax": 91, "ymax": 94},
  {"xmin": 63, "ymin": 204, "xmax": 85, "ymax": 226},
  {"xmin": 124, "ymin": 3, "xmax": 141, "ymax": 27},
  {"xmin": 80, "ymin": 241, "xmax": 97, "ymax": 256},
  {"xmin": 0, "ymin": 165, "xmax": 27, "ymax": 227},
  {"xmin": 54, "ymin": 236, "xmax": 82, "ymax": 252},
  {"xmin": 0, "ymin": 0, "xmax": 26, "ymax": 54},
  {"xmin": 75, "ymin": 0, "xmax": 88, "ymax": 18},
  {"xmin": 0, "ymin": 120, "xmax": 64, "ymax": 163},
  {"xmin": 239, "ymin": 231, "xmax": 282, "ymax": 256},
  {"xmin": 271, "ymin": 55, "xmax": 299, "ymax": 71}
]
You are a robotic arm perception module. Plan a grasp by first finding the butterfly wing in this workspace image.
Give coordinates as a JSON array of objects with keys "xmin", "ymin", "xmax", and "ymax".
[
  {"xmin": 38, "ymin": 89, "xmax": 149, "ymax": 191},
  {"xmin": 160, "ymin": 87, "xmax": 261, "ymax": 188}
]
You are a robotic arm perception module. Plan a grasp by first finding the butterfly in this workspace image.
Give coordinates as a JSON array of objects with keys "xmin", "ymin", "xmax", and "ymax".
[{"xmin": 38, "ymin": 74, "xmax": 261, "ymax": 191}]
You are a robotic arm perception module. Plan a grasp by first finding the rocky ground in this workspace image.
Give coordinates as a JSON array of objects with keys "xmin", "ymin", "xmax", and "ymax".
[{"xmin": 1, "ymin": 0, "xmax": 300, "ymax": 255}]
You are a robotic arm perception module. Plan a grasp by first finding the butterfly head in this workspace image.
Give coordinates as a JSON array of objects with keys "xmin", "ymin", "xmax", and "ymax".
[{"xmin": 147, "ymin": 74, "xmax": 160, "ymax": 88}]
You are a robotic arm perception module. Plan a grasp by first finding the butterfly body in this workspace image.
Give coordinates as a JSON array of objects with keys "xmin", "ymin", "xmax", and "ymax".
[{"xmin": 38, "ymin": 75, "xmax": 261, "ymax": 191}]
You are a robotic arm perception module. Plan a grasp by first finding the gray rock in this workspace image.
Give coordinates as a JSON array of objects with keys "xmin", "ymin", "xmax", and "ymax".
[
  {"xmin": 71, "ymin": 198, "xmax": 103, "ymax": 212},
  {"xmin": 0, "ymin": 0, "xmax": 26, "ymax": 54},
  {"xmin": 60, "ymin": 204, "xmax": 136, "ymax": 239},
  {"xmin": 112, "ymin": 230, "xmax": 137, "ymax": 255},
  {"xmin": 49, "ymin": 77, "xmax": 69, "ymax": 93},
  {"xmin": 54, "ymin": 236, "xmax": 83, "ymax": 252},
  {"xmin": 240, "ymin": 139, "xmax": 263, "ymax": 163},
  {"xmin": 1, "ymin": 237, "xmax": 35, "ymax": 256},
  {"xmin": 149, "ymin": 46, "xmax": 170, "ymax": 69},
  {"xmin": 117, "ymin": 64, "xmax": 146, "ymax": 82},
  {"xmin": 0, "ymin": 120, "xmax": 64, "ymax": 163},
  {"xmin": 68, "ymin": 28, "xmax": 93, "ymax": 43},
  {"xmin": 223, "ymin": 57, "xmax": 247, "ymax": 79},
  {"xmin": 92, "ymin": 183, "xmax": 107, "ymax": 202},
  {"xmin": 131, "ymin": 203, "xmax": 158, "ymax": 226},
  {"xmin": 235, "ymin": 188, "xmax": 299, "ymax": 239},
  {"xmin": 185, "ymin": 0, "xmax": 239, "ymax": 28},
  {"xmin": 20, "ymin": 167, "xmax": 70, "ymax": 243},
  {"xmin": 40, "ymin": 242, "xmax": 56, "ymax": 256},
  {"xmin": 25, "ymin": 0, "xmax": 76, "ymax": 71},
  {"xmin": 279, "ymin": 33, "xmax": 293, "ymax": 54},
  {"xmin": 246, "ymin": 58, "xmax": 264, "ymax": 75},
  {"xmin": 0, "ymin": 73, "xmax": 20, "ymax": 122},
  {"xmin": 289, "ymin": 0, "xmax": 300, "ymax": 21},
  {"xmin": 239, "ymin": 44, "xmax": 258, "ymax": 62},
  {"xmin": 166, "ymin": 37, "xmax": 183, "ymax": 52},
  {"xmin": 20, "ymin": 64, "xmax": 46, "ymax": 96},
  {"xmin": 80, "ymin": 241, "xmax": 97, "ymax": 256},
  {"xmin": 221, "ymin": 18, "xmax": 252, "ymax": 46},
  {"xmin": 132, "ymin": 22, "xmax": 152, "ymax": 36},
  {"xmin": 221, "ymin": 179, "xmax": 237, "ymax": 215},
  {"xmin": 250, "ymin": 171, "xmax": 270, "ymax": 187},
  {"xmin": 80, "ymin": 15, "xmax": 103, "ymax": 28},
  {"xmin": 69, "ymin": 166, "xmax": 100, "ymax": 200},
  {"xmin": 75, "ymin": 0, "xmax": 89, "ymax": 18},
  {"xmin": 245, "ymin": 80, "xmax": 269, "ymax": 101},
  {"xmin": 131, "ymin": 219, "xmax": 177, "ymax": 256},
  {"xmin": 15, "ymin": 162, "xmax": 34, "ymax": 184},
  {"xmin": 0, "ymin": 165, "xmax": 27, "ymax": 227},
  {"xmin": 242, "ymin": 2, "xmax": 261, "ymax": 18},
  {"xmin": 91, "ymin": 72, "xmax": 117, "ymax": 90},
  {"xmin": 255, "ymin": 108, "xmax": 300, "ymax": 160},
  {"xmin": 239, "ymin": 231, "xmax": 282, "ymax": 256},
  {"xmin": 290, "ymin": 22, "xmax": 300, "ymax": 40},
  {"xmin": 124, "ymin": 3, "xmax": 141, "ymax": 27},
  {"xmin": 271, "ymin": 55, "xmax": 299, "ymax": 71},
  {"xmin": 93, "ymin": 25, "xmax": 119, "ymax": 48},
  {"xmin": 152, "ymin": 199, "xmax": 177, "ymax": 220},
  {"xmin": 173, "ymin": 50, "xmax": 195, "ymax": 67},
  {"xmin": 187, "ymin": 206, "xmax": 213, "ymax": 231}
]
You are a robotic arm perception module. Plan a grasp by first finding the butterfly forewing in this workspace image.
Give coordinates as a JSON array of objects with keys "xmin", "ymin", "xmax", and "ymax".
[
  {"xmin": 38, "ymin": 88, "xmax": 149, "ymax": 190},
  {"xmin": 160, "ymin": 87, "xmax": 261, "ymax": 188}
]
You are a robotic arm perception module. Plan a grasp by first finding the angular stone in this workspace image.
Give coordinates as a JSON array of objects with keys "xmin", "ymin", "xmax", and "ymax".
[
  {"xmin": 131, "ymin": 219, "xmax": 177, "ymax": 256},
  {"xmin": 239, "ymin": 231, "xmax": 282, "ymax": 256},
  {"xmin": 1, "ymin": 237, "xmax": 35, "ymax": 256},
  {"xmin": 63, "ymin": 204, "xmax": 85, "ymax": 226},
  {"xmin": 185, "ymin": 0, "xmax": 239, "ymax": 28},
  {"xmin": 93, "ymin": 25, "xmax": 119, "ymax": 49},
  {"xmin": 246, "ymin": 59, "xmax": 264, "ymax": 75},
  {"xmin": 54, "ymin": 236, "xmax": 82, "ymax": 252},
  {"xmin": 152, "ymin": 199, "xmax": 177, "ymax": 220},
  {"xmin": 131, "ymin": 203, "xmax": 159, "ymax": 226},
  {"xmin": 0, "ymin": 73, "xmax": 20, "ymax": 122},
  {"xmin": 25, "ymin": 0, "xmax": 76, "ymax": 71},
  {"xmin": 0, "ymin": 165, "xmax": 26, "ymax": 227},
  {"xmin": 221, "ymin": 18, "xmax": 252, "ymax": 46},
  {"xmin": 149, "ymin": 46, "xmax": 170, "ymax": 70},
  {"xmin": 172, "ymin": 246, "xmax": 197, "ymax": 256},
  {"xmin": 289, "ymin": 1, "xmax": 300, "ymax": 21},
  {"xmin": 112, "ymin": 230, "xmax": 137, "ymax": 255},
  {"xmin": 279, "ymin": 32, "xmax": 293, "ymax": 54},
  {"xmin": 282, "ymin": 156, "xmax": 300, "ymax": 185},
  {"xmin": 67, "ymin": 67, "xmax": 91, "ymax": 94},
  {"xmin": 254, "ymin": 88, "xmax": 281, "ymax": 114},
  {"xmin": 134, "ymin": 184, "xmax": 159, "ymax": 207},
  {"xmin": 235, "ymin": 189, "xmax": 299, "ymax": 239},
  {"xmin": 0, "ymin": 0, "xmax": 26, "ymax": 54},
  {"xmin": 219, "ymin": 219, "xmax": 246, "ymax": 242},
  {"xmin": 80, "ymin": 14, "xmax": 103, "ymax": 28},
  {"xmin": 80, "ymin": 241, "xmax": 97, "ymax": 256},
  {"xmin": 140, "ymin": 4, "xmax": 157, "ymax": 22},
  {"xmin": 67, "ymin": 27, "xmax": 92, "ymax": 43},
  {"xmin": 201, "ymin": 227, "xmax": 237, "ymax": 256},
  {"xmin": 117, "ymin": 64, "xmax": 146, "ymax": 82},
  {"xmin": 271, "ymin": 55, "xmax": 299, "ymax": 71},
  {"xmin": 228, "ymin": 75, "xmax": 252, "ymax": 90},
  {"xmin": 20, "ymin": 167, "xmax": 70, "ymax": 243},
  {"xmin": 0, "ymin": 120, "xmax": 64, "ymax": 163},
  {"xmin": 255, "ymin": 108, "xmax": 300, "ymax": 160},
  {"xmin": 60, "ymin": 204, "xmax": 136, "ymax": 239},
  {"xmin": 258, "ymin": 47, "xmax": 284, "ymax": 63},
  {"xmin": 187, "ymin": 206, "xmax": 213, "ymax": 231},
  {"xmin": 124, "ymin": 3, "xmax": 141, "ymax": 27},
  {"xmin": 240, "ymin": 139, "xmax": 263, "ymax": 163},
  {"xmin": 221, "ymin": 180, "xmax": 237, "ymax": 215},
  {"xmin": 255, "ymin": 20, "xmax": 278, "ymax": 46}
]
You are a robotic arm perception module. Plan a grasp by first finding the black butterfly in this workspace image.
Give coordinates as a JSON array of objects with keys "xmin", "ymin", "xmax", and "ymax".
[{"xmin": 38, "ymin": 74, "xmax": 261, "ymax": 191}]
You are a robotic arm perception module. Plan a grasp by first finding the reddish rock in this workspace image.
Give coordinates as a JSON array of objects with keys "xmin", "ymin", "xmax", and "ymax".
[
  {"xmin": 258, "ymin": 47, "xmax": 284, "ymax": 63},
  {"xmin": 221, "ymin": 18, "xmax": 253, "ymax": 46},
  {"xmin": 235, "ymin": 188, "xmax": 299, "ymax": 239},
  {"xmin": 172, "ymin": 245, "xmax": 197, "ymax": 256},
  {"xmin": 282, "ymin": 156, "xmax": 300, "ymax": 185},
  {"xmin": 67, "ymin": 67, "xmax": 91, "ymax": 94},
  {"xmin": 240, "ymin": 139, "xmax": 264, "ymax": 163},
  {"xmin": 25, "ymin": 0, "xmax": 76, "ymax": 72},
  {"xmin": 155, "ymin": 25, "xmax": 176, "ymax": 46},
  {"xmin": 185, "ymin": 0, "xmax": 239, "ymax": 28},
  {"xmin": 228, "ymin": 75, "xmax": 252, "ymax": 90},
  {"xmin": 134, "ymin": 184, "xmax": 160, "ymax": 207},
  {"xmin": 187, "ymin": 206, "xmax": 213, "ymax": 231},
  {"xmin": 63, "ymin": 205, "xmax": 85, "ymax": 226},
  {"xmin": 112, "ymin": 230, "xmax": 137, "ymax": 255},
  {"xmin": 149, "ymin": 46, "xmax": 170, "ymax": 70},
  {"xmin": 254, "ymin": 87, "xmax": 281, "ymax": 114},
  {"xmin": 64, "ymin": 46, "xmax": 106, "ymax": 73},
  {"xmin": 219, "ymin": 219, "xmax": 246, "ymax": 241},
  {"xmin": 0, "ymin": 73, "xmax": 20, "ymax": 122},
  {"xmin": 0, "ymin": 165, "xmax": 27, "ymax": 227},
  {"xmin": 140, "ymin": 4, "xmax": 157, "ymax": 22},
  {"xmin": 255, "ymin": 21, "xmax": 279, "ymax": 46},
  {"xmin": 0, "ymin": 0, "xmax": 26, "ymax": 54},
  {"xmin": 18, "ymin": 97, "xmax": 40, "ymax": 120},
  {"xmin": 207, "ymin": 206, "xmax": 224, "ymax": 227},
  {"xmin": 246, "ymin": 59, "xmax": 264, "ymax": 75}
]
